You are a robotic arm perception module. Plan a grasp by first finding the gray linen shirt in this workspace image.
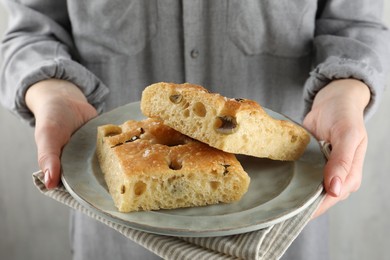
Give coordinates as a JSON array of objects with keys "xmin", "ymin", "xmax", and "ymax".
[
  {"xmin": 1, "ymin": 0, "xmax": 389, "ymax": 259},
  {"xmin": 1, "ymin": 0, "xmax": 389, "ymax": 123}
]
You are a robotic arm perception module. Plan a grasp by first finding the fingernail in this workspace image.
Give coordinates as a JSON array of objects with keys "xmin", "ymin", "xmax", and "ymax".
[
  {"xmin": 44, "ymin": 169, "xmax": 50, "ymax": 187},
  {"xmin": 330, "ymin": 177, "xmax": 342, "ymax": 197}
]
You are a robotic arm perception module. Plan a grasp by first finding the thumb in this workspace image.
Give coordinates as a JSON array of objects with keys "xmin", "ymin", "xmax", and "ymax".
[
  {"xmin": 35, "ymin": 123, "xmax": 70, "ymax": 189},
  {"xmin": 39, "ymin": 153, "xmax": 62, "ymax": 189},
  {"xmin": 323, "ymin": 129, "xmax": 360, "ymax": 197}
]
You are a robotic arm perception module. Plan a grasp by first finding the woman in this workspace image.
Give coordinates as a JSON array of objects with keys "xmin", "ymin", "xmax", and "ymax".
[{"xmin": 1, "ymin": 0, "xmax": 389, "ymax": 259}]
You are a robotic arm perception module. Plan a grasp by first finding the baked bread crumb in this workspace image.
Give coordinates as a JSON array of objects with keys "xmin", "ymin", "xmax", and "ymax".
[
  {"xmin": 96, "ymin": 118, "xmax": 250, "ymax": 212},
  {"xmin": 141, "ymin": 82, "xmax": 310, "ymax": 161}
]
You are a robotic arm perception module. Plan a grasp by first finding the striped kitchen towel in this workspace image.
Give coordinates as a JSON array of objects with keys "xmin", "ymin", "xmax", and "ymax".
[{"xmin": 32, "ymin": 171, "xmax": 325, "ymax": 260}]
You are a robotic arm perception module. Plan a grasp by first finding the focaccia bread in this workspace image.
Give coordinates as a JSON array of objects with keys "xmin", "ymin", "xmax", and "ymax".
[
  {"xmin": 96, "ymin": 118, "xmax": 250, "ymax": 212},
  {"xmin": 141, "ymin": 82, "xmax": 310, "ymax": 161}
]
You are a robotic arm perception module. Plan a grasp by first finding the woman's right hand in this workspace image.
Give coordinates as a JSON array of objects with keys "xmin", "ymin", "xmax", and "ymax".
[{"xmin": 26, "ymin": 79, "xmax": 98, "ymax": 189}]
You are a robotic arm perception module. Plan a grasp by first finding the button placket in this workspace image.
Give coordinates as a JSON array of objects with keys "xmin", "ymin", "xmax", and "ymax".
[{"xmin": 182, "ymin": 0, "xmax": 203, "ymax": 82}]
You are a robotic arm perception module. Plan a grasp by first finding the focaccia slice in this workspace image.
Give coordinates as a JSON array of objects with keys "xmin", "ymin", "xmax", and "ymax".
[
  {"xmin": 141, "ymin": 82, "xmax": 310, "ymax": 161},
  {"xmin": 96, "ymin": 118, "xmax": 250, "ymax": 212}
]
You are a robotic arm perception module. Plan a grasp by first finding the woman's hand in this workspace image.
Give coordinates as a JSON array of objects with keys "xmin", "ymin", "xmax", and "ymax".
[
  {"xmin": 26, "ymin": 79, "xmax": 97, "ymax": 189},
  {"xmin": 303, "ymin": 79, "xmax": 370, "ymax": 218}
]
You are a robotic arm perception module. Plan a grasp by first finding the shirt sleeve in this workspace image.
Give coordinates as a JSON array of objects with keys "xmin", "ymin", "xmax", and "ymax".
[
  {"xmin": 0, "ymin": 0, "xmax": 109, "ymax": 125},
  {"xmin": 303, "ymin": 0, "xmax": 390, "ymax": 119}
]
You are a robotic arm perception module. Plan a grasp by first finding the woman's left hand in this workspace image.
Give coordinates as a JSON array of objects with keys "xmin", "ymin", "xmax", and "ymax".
[{"xmin": 303, "ymin": 79, "xmax": 370, "ymax": 218}]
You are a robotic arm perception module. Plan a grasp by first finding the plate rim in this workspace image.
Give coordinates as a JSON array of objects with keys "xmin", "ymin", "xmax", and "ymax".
[{"xmin": 61, "ymin": 101, "xmax": 325, "ymax": 237}]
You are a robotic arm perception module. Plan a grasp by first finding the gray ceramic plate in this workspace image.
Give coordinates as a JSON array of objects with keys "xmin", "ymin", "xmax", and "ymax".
[{"xmin": 61, "ymin": 102, "xmax": 325, "ymax": 237}]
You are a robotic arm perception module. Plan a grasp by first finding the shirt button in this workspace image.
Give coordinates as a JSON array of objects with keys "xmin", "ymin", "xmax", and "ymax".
[{"xmin": 190, "ymin": 49, "xmax": 199, "ymax": 59}]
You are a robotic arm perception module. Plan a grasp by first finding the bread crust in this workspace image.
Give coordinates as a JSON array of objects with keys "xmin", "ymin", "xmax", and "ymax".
[
  {"xmin": 96, "ymin": 118, "xmax": 250, "ymax": 212},
  {"xmin": 141, "ymin": 82, "xmax": 310, "ymax": 161}
]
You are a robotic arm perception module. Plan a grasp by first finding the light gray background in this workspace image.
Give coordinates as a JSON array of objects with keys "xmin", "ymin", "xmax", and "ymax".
[{"xmin": 0, "ymin": 2, "xmax": 389, "ymax": 260}]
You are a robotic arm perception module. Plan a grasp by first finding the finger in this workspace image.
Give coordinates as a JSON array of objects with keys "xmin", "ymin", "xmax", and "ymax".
[
  {"xmin": 324, "ymin": 128, "xmax": 362, "ymax": 197},
  {"xmin": 343, "ymin": 136, "xmax": 367, "ymax": 193},
  {"xmin": 35, "ymin": 122, "xmax": 70, "ymax": 189},
  {"xmin": 313, "ymin": 137, "xmax": 367, "ymax": 218},
  {"xmin": 40, "ymin": 153, "xmax": 62, "ymax": 189}
]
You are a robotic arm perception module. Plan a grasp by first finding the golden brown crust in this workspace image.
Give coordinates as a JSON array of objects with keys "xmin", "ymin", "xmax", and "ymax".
[
  {"xmin": 141, "ymin": 82, "xmax": 310, "ymax": 161},
  {"xmin": 96, "ymin": 118, "xmax": 250, "ymax": 212}
]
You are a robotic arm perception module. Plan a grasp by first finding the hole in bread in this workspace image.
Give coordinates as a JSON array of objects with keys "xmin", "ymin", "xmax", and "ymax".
[
  {"xmin": 134, "ymin": 181, "xmax": 147, "ymax": 196},
  {"xmin": 289, "ymin": 131, "xmax": 298, "ymax": 143},
  {"xmin": 222, "ymin": 164, "xmax": 230, "ymax": 176},
  {"xmin": 291, "ymin": 135, "xmax": 298, "ymax": 143},
  {"xmin": 167, "ymin": 174, "xmax": 184, "ymax": 183},
  {"xmin": 183, "ymin": 109, "xmax": 190, "ymax": 118},
  {"xmin": 192, "ymin": 102, "xmax": 207, "ymax": 117},
  {"xmin": 182, "ymin": 102, "xmax": 190, "ymax": 109},
  {"xmin": 164, "ymin": 138, "xmax": 187, "ymax": 147},
  {"xmin": 214, "ymin": 116, "xmax": 238, "ymax": 134},
  {"xmin": 169, "ymin": 159, "xmax": 183, "ymax": 170},
  {"xmin": 167, "ymin": 176, "xmax": 176, "ymax": 184},
  {"xmin": 170, "ymin": 94, "xmax": 183, "ymax": 104},
  {"xmin": 120, "ymin": 185, "xmax": 126, "ymax": 194},
  {"xmin": 125, "ymin": 135, "xmax": 140, "ymax": 143},
  {"xmin": 176, "ymin": 198, "xmax": 184, "ymax": 204},
  {"xmin": 103, "ymin": 126, "xmax": 122, "ymax": 137},
  {"xmin": 210, "ymin": 181, "xmax": 220, "ymax": 191},
  {"xmin": 211, "ymin": 169, "xmax": 219, "ymax": 177}
]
